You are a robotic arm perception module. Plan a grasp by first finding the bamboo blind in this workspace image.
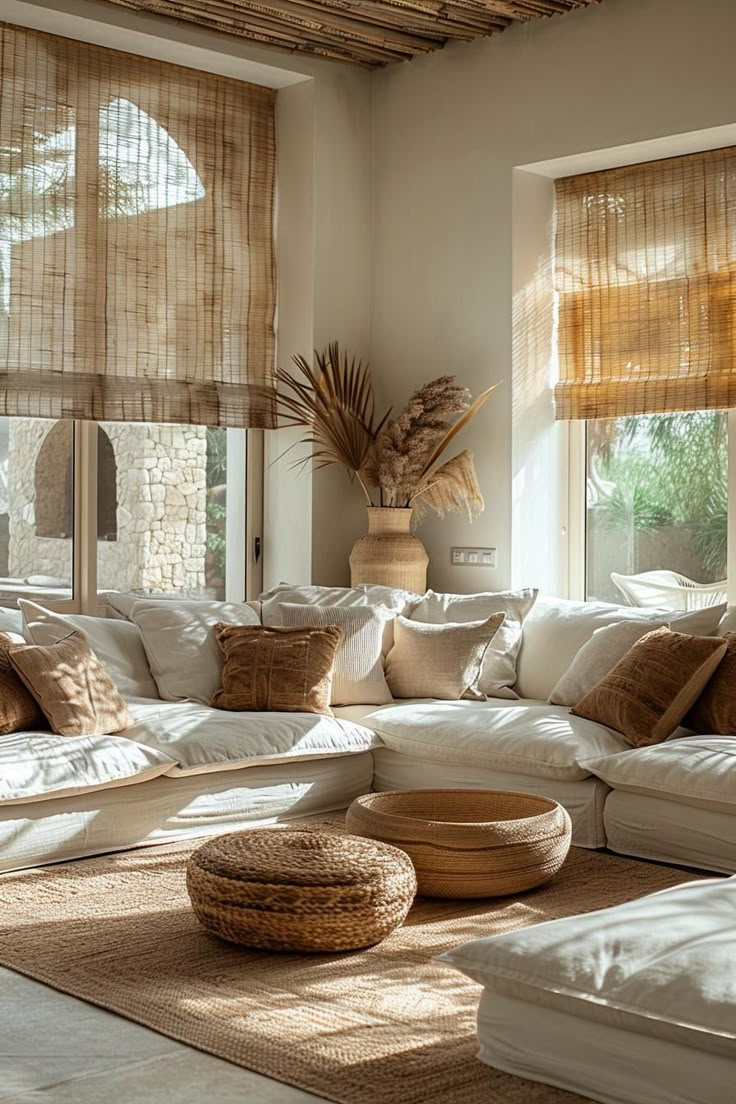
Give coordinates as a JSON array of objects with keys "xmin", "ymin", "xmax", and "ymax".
[
  {"xmin": 555, "ymin": 147, "xmax": 736, "ymax": 420},
  {"xmin": 0, "ymin": 23, "xmax": 276, "ymax": 428}
]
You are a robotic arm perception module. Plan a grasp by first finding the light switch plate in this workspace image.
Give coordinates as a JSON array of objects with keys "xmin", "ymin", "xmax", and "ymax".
[{"xmin": 451, "ymin": 546, "xmax": 496, "ymax": 567}]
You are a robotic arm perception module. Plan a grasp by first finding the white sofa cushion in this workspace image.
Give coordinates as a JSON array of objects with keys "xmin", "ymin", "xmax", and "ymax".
[
  {"xmin": 105, "ymin": 591, "xmax": 262, "ymax": 622},
  {"xmin": 19, "ymin": 600, "xmax": 159, "ymax": 700},
  {"xmin": 441, "ymin": 876, "xmax": 736, "ymax": 1058},
  {"xmin": 261, "ymin": 582, "xmax": 417, "ymax": 652},
  {"xmin": 278, "ymin": 603, "xmax": 393, "ymax": 706},
  {"xmin": 130, "ymin": 600, "xmax": 260, "ymax": 703},
  {"xmin": 0, "ymin": 607, "xmax": 23, "ymax": 635},
  {"xmin": 515, "ymin": 596, "xmax": 727, "ymax": 702},
  {"xmin": 409, "ymin": 588, "xmax": 537, "ymax": 699},
  {"xmin": 126, "ymin": 698, "xmax": 379, "ymax": 775},
  {"xmin": 549, "ymin": 618, "xmax": 669, "ymax": 706},
  {"xmin": 360, "ymin": 699, "xmax": 627, "ymax": 780},
  {"xmin": 584, "ymin": 736, "xmax": 736, "ymax": 813},
  {"xmin": 0, "ymin": 730, "xmax": 175, "ymax": 805}
]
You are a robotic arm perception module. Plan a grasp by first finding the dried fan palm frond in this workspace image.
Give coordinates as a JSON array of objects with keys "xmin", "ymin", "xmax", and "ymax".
[
  {"xmin": 274, "ymin": 343, "xmax": 389, "ymax": 504},
  {"xmin": 411, "ymin": 449, "xmax": 484, "ymax": 522}
]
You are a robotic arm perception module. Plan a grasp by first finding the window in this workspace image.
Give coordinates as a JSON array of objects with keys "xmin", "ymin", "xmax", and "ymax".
[
  {"xmin": 0, "ymin": 417, "xmax": 248, "ymax": 607},
  {"xmin": 584, "ymin": 413, "xmax": 728, "ymax": 602}
]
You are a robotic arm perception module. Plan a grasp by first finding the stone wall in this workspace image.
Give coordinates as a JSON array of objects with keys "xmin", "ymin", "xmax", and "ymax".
[{"xmin": 7, "ymin": 420, "xmax": 208, "ymax": 594}]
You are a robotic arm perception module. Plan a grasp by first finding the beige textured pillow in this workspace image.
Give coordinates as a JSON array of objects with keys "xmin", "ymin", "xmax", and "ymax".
[
  {"xmin": 685, "ymin": 632, "xmax": 736, "ymax": 735},
  {"xmin": 0, "ymin": 632, "xmax": 47, "ymax": 734},
  {"xmin": 548, "ymin": 619, "xmax": 668, "ymax": 707},
  {"xmin": 277, "ymin": 603, "xmax": 392, "ymax": 706},
  {"xmin": 8, "ymin": 631, "xmax": 132, "ymax": 737},
  {"xmin": 385, "ymin": 613, "xmax": 505, "ymax": 701},
  {"xmin": 211, "ymin": 623, "xmax": 341, "ymax": 715},
  {"xmin": 571, "ymin": 627, "xmax": 728, "ymax": 747}
]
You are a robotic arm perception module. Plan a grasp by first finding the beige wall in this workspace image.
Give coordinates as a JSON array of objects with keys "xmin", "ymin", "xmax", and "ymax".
[{"xmin": 369, "ymin": 0, "xmax": 736, "ymax": 594}]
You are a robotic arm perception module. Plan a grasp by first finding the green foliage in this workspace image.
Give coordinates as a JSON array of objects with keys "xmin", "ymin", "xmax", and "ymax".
[{"xmin": 589, "ymin": 411, "xmax": 728, "ymax": 579}]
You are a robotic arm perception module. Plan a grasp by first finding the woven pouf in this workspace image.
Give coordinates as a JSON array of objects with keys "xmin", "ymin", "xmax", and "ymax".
[
  {"xmin": 346, "ymin": 789, "xmax": 572, "ymax": 898},
  {"xmin": 186, "ymin": 828, "xmax": 417, "ymax": 952}
]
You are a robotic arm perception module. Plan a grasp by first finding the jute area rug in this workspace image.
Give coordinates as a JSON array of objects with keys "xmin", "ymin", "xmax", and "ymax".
[{"xmin": 0, "ymin": 820, "xmax": 708, "ymax": 1104}]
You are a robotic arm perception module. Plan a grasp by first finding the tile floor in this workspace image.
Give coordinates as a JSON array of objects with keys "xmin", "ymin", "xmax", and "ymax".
[{"xmin": 0, "ymin": 968, "xmax": 325, "ymax": 1103}]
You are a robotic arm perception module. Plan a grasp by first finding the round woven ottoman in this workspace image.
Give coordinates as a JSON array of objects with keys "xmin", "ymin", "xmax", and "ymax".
[
  {"xmin": 186, "ymin": 828, "xmax": 417, "ymax": 952},
  {"xmin": 346, "ymin": 790, "xmax": 572, "ymax": 898}
]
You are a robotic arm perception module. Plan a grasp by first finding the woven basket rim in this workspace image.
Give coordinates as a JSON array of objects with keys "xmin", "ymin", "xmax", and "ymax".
[{"xmin": 352, "ymin": 789, "xmax": 562, "ymax": 830}]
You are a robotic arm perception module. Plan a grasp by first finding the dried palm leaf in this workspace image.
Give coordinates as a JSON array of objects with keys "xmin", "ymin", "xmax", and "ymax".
[{"xmin": 411, "ymin": 449, "xmax": 484, "ymax": 522}]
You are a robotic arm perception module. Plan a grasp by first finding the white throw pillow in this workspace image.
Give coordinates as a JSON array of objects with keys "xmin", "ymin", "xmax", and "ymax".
[
  {"xmin": 410, "ymin": 588, "xmax": 538, "ymax": 699},
  {"xmin": 261, "ymin": 582, "xmax": 417, "ymax": 653},
  {"xmin": 104, "ymin": 591, "xmax": 262, "ymax": 623},
  {"xmin": 130, "ymin": 599, "xmax": 261, "ymax": 703},
  {"xmin": 548, "ymin": 618, "xmax": 668, "ymax": 706},
  {"xmin": 19, "ymin": 600, "xmax": 159, "ymax": 700},
  {"xmin": 515, "ymin": 597, "xmax": 727, "ymax": 702},
  {"xmin": 277, "ymin": 603, "xmax": 393, "ymax": 706}
]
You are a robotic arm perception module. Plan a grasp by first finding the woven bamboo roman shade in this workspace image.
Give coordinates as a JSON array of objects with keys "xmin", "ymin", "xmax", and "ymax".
[
  {"xmin": 0, "ymin": 24, "xmax": 276, "ymax": 428},
  {"xmin": 555, "ymin": 147, "xmax": 736, "ymax": 420}
]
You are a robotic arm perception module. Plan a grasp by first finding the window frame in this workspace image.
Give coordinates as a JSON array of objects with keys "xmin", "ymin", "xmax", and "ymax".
[
  {"xmin": 0, "ymin": 420, "xmax": 262, "ymax": 614},
  {"xmin": 566, "ymin": 414, "xmax": 736, "ymax": 606}
]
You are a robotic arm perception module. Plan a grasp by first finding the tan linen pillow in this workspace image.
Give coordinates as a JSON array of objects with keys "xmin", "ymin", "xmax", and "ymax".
[
  {"xmin": 385, "ymin": 613, "xmax": 505, "ymax": 701},
  {"xmin": 277, "ymin": 603, "xmax": 392, "ymax": 706},
  {"xmin": 211, "ymin": 623, "xmax": 342, "ymax": 715},
  {"xmin": 571, "ymin": 627, "xmax": 728, "ymax": 747},
  {"xmin": 685, "ymin": 632, "xmax": 736, "ymax": 735},
  {"xmin": 0, "ymin": 632, "xmax": 47, "ymax": 734},
  {"xmin": 8, "ymin": 631, "xmax": 133, "ymax": 737}
]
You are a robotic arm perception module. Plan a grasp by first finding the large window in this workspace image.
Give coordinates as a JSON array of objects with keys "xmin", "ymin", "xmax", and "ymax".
[
  {"xmin": 585, "ymin": 413, "xmax": 728, "ymax": 603},
  {"xmin": 0, "ymin": 418, "xmax": 249, "ymax": 608}
]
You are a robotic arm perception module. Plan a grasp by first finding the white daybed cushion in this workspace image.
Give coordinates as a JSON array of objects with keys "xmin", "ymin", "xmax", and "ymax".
[
  {"xmin": 548, "ymin": 618, "xmax": 668, "ymax": 706},
  {"xmin": 19, "ymin": 600, "xmax": 159, "ymax": 700},
  {"xmin": 125, "ymin": 698, "xmax": 379, "ymax": 776},
  {"xmin": 360, "ymin": 699, "xmax": 628, "ymax": 781},
  {"xmin": 603, "ymin": 790, "xmax": 736, "ymax": 875},
  {"xmin": 409, "ymin": 588, "xmax": 537, "ymax": 699},
  {"xmin": 130, "ymin": 599, "xmax": 260, "ymax": 703},
  {"xmin": 584, "ymin": 736, "xmax": 736, "ymax": 814},
  {"xmin": 515, "ymin": 597, "xmax": 726, "ymax": 702},
  {"xmin": 371, "ymin": 746, "xmax": 609, "ymax": 848},
  {"xmin": 0, "ymin": 752, "xmax": 374, "ymax": 874},
  {"xmin": 475, "ymin": 988, "xmax": 736, "ymax": 1104},
  {"xmin": 0, "ymin": 730, "xmax": 175, "ymax": 805},
  {"xmin": 277, "ymin": 602, "xmax": 393, "ymax": 706},
  {"xmin": 441, "ymin": 876, "xmax": 736, "ymax": 1058}
]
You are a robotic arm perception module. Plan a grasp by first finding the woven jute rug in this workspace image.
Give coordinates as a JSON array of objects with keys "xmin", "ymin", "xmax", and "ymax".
[{"xmin": 0, "ymin": 821, "xmax": 708, "ymax": 1104}]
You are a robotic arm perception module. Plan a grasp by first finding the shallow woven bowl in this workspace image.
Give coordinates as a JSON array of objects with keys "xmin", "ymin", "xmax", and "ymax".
[
  {"xmin": 346, "ymin": 789, "xmax": 572, "ymax": 898},
  {"xmin": 187, "ymin": 828, "xmax": 417, "ymax": 952}
]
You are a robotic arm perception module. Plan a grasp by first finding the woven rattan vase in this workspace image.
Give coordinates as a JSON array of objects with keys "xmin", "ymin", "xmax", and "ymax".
[
  {"xmin": 346, "ymin": 790, "xmax": 572, "ymax": 898},
  {"xmin": 187, "ymin": 828, "xmax": 417, "ymax": 952},
  {"xmin": 349, "ymin": 507, "xmax": 428, "ymax": 593}
]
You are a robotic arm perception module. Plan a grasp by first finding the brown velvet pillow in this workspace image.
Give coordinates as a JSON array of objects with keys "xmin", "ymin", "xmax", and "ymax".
[
  {"xmin": 211, "ymin": 623, "xmax": 342, "ymax": 715},
  {"xmin": 685, "ymin": 632, "xmax": 736, "ymax": 734},
  {"xmin": 571, "ymin": 626, "xmax": 727, "ymax": 747},
  {"xmin": 0, "ymin": 632, "xmax": 47, "ymax": 734},
  {"xmin": 8, "ymin": 631, "xmax": 132, "ymax": 737}
]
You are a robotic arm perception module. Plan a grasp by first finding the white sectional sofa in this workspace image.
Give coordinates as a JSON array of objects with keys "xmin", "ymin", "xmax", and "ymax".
[{"xmin": 0, "ymin": 584, "xmax": 734, "ymax": 877}]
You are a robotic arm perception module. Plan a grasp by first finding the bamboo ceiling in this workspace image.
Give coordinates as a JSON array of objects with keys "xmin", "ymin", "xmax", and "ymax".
[{"xmin": 96, "ymin": 1, "xmax": 602, "ymax": 68}]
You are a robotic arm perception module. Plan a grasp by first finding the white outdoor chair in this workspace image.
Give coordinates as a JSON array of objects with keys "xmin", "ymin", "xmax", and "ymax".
[{"xmin": 610, "ymin": 569, "xmax": 728, "ymax": 612}]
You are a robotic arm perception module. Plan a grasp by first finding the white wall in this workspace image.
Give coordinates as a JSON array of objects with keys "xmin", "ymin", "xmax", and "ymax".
[{"xmin": 370, "ymin": 0, "xmax": 736, "ymax": 594}]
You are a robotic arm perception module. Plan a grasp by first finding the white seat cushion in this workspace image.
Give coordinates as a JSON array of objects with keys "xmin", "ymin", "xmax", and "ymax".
[
  {"xmin": 515, "ymin": 596, "xmax": 726, "ymax": 702},
  {"xmin": 360, "ymin": 699, "xmax": 627, "ymax": 780},
  {"xmin": 441, "ymin": 876, "xmax": 736, "ymax": 1058},
  {"xmin": 0, "ymin": 730, "xmax": 175, "ymax": 805},
  {"xmin": 126, "ymin": 698, "xmax": 379, "ymax": 775},
  {"xmin": 584, "ymin": 736, "xmax": 736, "ymax": 814},
  {"xmin": 20, "ymin": 600, "xmax": 159, "ymax": 700}
]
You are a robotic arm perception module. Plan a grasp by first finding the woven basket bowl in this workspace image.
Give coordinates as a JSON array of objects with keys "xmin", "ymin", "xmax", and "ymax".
[
  {"xmin": 186, "ymin": 828, "xmax": 417, "ymax": 952},
  {"xmin": 346, "ymin": 790, "xmax": 572, "ymax": 898}
]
